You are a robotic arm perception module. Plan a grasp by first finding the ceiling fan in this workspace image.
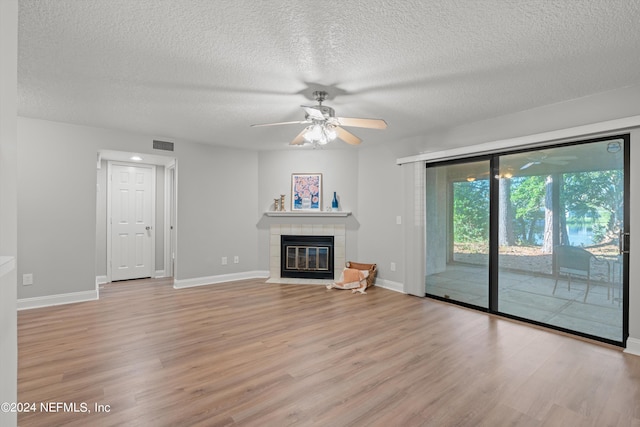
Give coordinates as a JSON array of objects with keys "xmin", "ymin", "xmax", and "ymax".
[
  {"xmin": 250, "ymin": 91, "xmax": 387, "ymax": 146},
  {"xmin": 520, "ymin": 152, "xmax": 577, "ymax": 170}
]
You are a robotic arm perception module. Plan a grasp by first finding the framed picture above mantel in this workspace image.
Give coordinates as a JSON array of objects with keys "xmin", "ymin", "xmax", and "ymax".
[{"xmin": 291, "ymin": 173, "xmax": 322, "ymax": 211}]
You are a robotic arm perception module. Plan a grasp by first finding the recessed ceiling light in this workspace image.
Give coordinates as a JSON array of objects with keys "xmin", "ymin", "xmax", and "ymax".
[{"xmin": 130, "ymin": 156, "xmax": 142, "ymax": 161}]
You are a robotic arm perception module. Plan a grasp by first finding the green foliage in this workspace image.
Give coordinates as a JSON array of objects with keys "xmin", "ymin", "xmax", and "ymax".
[
  {"xmin": 562, "ymin": 171, "xmax": 623, "ymax": 243},
  {"xmin": 453, "ymin": 179, "xmax": 489, "ymax": 243},
  {"xmin": 510, "ymin": 176, "xmax": 545, "ymax": 244},
  {"xmin": 451, "ymin": 169, "xmax": 622, "ymax": 247}
]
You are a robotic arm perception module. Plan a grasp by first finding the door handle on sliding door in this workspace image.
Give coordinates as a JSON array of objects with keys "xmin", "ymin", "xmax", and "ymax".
[{"xmin": 619, "ymin": 230, "xmax": 630, "ymax": 254}]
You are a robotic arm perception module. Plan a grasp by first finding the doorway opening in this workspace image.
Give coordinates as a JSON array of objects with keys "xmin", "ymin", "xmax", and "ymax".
[{"xmin": 96, "ymin": 150, "xmax": 177, "ymax": 289}]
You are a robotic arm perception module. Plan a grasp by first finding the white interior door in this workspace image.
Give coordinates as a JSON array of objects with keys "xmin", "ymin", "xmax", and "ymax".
[{"xmin": 109, "ymin": 163, "xmax": 155, "ymax": 281}]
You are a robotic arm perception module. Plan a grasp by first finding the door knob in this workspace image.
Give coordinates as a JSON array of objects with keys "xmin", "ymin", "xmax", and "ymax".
[{"xmin": 146, "ymin": 226, "xmax": 152, "ymax": 231}]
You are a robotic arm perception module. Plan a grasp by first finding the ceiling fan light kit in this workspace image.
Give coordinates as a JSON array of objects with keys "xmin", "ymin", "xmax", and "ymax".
[
  {"xmin": 302, "ymin": 123, "xmax": 337, "ymax": 145},
  {"xmin": 251, "ymin": 90, "xmax": 387, "ymax": 147}
]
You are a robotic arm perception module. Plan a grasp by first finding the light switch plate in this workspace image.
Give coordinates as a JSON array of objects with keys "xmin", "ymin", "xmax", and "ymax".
[{"xmin": 23, "ymin": 273, "xmax": 33, "ymax": 286}]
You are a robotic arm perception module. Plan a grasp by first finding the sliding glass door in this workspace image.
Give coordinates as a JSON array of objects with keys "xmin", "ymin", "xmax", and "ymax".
[
  {"xmin": 497, "ymin": 139, "xmax": 626, "ymax": 342},
  {"xmin": 426, "ymin": 159, "xmax": 491, "ymax": 308},
  {"xmin": 425, "ymin": 136, "xmax": 628, "ymax": 345}
]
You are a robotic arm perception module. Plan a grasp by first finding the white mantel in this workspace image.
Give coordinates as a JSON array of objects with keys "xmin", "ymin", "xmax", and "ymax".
[{"xmin": 264, "ymin": 211, "xmax": 351, "ymax": 217}]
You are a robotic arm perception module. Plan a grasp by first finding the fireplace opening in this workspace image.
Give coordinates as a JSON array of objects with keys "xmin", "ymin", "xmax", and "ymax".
[{"xmin": 281, "ymin": 235, "xmax": 334, "ymax": 280}]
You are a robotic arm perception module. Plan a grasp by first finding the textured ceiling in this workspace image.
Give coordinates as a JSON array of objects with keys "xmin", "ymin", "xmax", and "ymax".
[{"xmin": 17, "ymin": 0, "xmax": 640, "ymax": 151}]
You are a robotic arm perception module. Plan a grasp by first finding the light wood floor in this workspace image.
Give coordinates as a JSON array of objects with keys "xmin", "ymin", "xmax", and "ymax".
[{"xmin": 18, "ymin": 278, "xmax": 640, "ymax": 426}]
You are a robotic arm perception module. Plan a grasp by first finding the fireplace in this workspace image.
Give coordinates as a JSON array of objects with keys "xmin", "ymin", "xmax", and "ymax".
[
  {"xmin": 281, "ymin": 235, "xmax": 334, "ymax": 279},
  {"xmin": 268, "ymin": 224, "xmax": 345, "ymax": 284}
]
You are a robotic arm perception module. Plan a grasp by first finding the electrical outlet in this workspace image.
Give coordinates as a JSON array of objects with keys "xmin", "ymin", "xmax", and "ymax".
[
  {"xmin": 234, "ymin": 256, "xmax": 239, "ymax": 264},
  {"xmin": 23, "ymin": 273, "xmax": 33, "ymax": 286},
  {"xmin": 221, "ymin": 257, "xmax": 228, "ymax": 265},
  {"xmin": 396, "ymin": 216, "xmax": 402, "ymax": 225},
  {"xmin": 390, "ymin": 262, "xmax": 396, "ymax": 272}
]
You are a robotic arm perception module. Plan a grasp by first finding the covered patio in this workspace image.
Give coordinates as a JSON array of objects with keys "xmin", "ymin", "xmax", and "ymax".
[{"xmin": 426, "ymin": 245, "xmax": 623, "ymax": 342}]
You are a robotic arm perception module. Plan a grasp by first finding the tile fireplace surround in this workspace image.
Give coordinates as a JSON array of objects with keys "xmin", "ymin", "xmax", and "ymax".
[{"xmin": 267, "ymin": 224, "xmax": 345, "ymax": 285}]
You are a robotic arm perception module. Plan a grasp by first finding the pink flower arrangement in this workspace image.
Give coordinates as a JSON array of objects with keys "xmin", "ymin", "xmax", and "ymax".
[{"xmin": 293, "ymin": 174, "xmax": 321, "ymax": 209}]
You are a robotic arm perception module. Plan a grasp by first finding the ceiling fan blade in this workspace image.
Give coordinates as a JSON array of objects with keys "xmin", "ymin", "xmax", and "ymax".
[
  {"xmin": 290, "ymin": 129, "xmax": 307, "ymax": 145},
  {"xmin": 520, "ymin": 162, "xmax": 536, "ymax": 170},
  {"xmin": 250, "ymin": 120, "xmax": 309, "ymax": 128},
  {"xmin": 335, "ymin": 117, "xmax": 387, "ymax": 129},
  {"xmin": 302, "ymin": 106, "xmax": 326, "ymax": 121},
  {"xmin": 335, "ymin": 126, "xmax": 362, "ymax": 145}
]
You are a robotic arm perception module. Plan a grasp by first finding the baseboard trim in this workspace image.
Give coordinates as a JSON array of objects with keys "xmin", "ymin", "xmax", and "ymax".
[
  {"xmin": 18, "ymin": 290, "xmax": 99, "ymax": 310},
  {"xmin": 375, "ymin": 278, "xmax": 405, "ymax": 293},
  {"xmin": 173, "ymin": 271, "xmax": 270, "ymax": 289},
  {"xmin": 624, "ymin": 337, "xmax": 640, "ymax": 356},
  {"xmin": 155, "ymin": 270, "xmax": 165, "ymax": 278}
]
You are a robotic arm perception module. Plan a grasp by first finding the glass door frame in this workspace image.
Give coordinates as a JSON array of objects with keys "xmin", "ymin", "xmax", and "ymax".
[{"xmin": 425, "ymin": 134, "xmax": 630, "ymax": 347}]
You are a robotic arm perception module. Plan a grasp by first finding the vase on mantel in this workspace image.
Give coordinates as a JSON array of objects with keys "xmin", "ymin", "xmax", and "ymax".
[{"xmin": 331, "ymin": 192, "xmax": 339, "ymax": 211}]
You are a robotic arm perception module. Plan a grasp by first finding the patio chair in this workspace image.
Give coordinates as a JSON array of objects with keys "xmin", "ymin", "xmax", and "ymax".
[{"xmin": 552, "ymin": 245, "xmax": 610, "ymax": 302}]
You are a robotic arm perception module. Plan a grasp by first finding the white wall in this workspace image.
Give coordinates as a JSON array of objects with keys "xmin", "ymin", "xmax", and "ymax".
[
  {"xmin": 356, "ymin": 146, "xmax": 404, "ymax": 287},
  {"xmin": 17, "ymin": 118, "xmax": 260, "ymax": 300},
  {"xmin": 18, "ymin": 120, "xmax": 110, "ymax": 298},
  {"xmin": 174, "ymin": 141, "xmax": 259, "ymax": 280},
  {"xmin": 0, "ymin": 1, "xmax": 18, "ymax": 425}
]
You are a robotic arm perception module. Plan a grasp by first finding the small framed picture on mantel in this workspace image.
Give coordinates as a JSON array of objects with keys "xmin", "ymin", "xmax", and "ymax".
[{"xmin": 291, "ymin": 173, "xmax": 322, "ymax": 211}]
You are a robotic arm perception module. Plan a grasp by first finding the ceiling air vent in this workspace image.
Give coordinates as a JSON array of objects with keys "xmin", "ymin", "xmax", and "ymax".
[{"xmin": 153, "ymin": 140, "xmax": 174, "ymax": 151}]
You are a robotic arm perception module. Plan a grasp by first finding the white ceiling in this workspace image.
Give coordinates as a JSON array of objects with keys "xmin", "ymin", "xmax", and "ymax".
[{"xmin": 17, "ymin": 0, "xmax": 640, "ymax": 151}]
